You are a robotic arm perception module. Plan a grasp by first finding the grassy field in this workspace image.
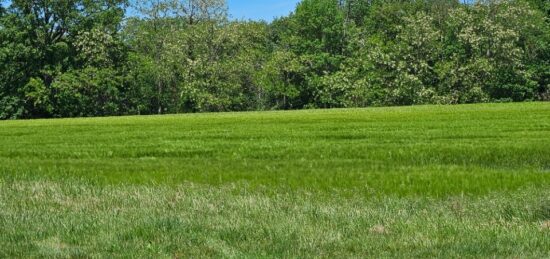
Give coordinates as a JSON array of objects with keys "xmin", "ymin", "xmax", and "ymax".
[{"xmin": 0, "ymin": 103, "xmax": 549, "ymax": 257}]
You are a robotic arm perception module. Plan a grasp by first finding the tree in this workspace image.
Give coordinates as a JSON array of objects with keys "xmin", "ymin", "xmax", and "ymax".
[
  {"xmin": 6, "ymin": 0, "xmax": 127, "ymax": 83},
  {"xmin": 524, "ymin": 0, "xmax": 550, "ymax": 17},
  {"xmin": 1, "ymin": 0, "xmax": 549, "ymax": 119},
  {"xmin": 259, "ymin": 50, "xmax": 304, "ymax": 109},
  {"xmin": 130, "ymin": 0, "xmax": 227, "ymax": 114},
  {"xmin": 51, "ymin": 67, "xmax": 124, "ymax": 117},
  {"xmin": 75, "ymin": 28, "xmax": 127, "ymax": 68},
  {"xmin": 441, "ymin": 1, "xmax": 544, "ymax": 102},
  {"xmin": 177, "ymin": 21, "xmax": 269, "ymax": 112},
  {"xmin": 268, "ymin": 0, "xmax": 348, "ymax": 108},
  {"xmin": 0, "ymin": 0, "xmax": 128, "ymax": 118},
  {"xmin": 339, "ymin": 0, "xmax": 377, "ymax": 26}
]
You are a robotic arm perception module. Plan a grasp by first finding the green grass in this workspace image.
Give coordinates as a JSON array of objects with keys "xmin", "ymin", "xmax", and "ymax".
[{"xmin": 1, "ymin": 102, "xmax": 549, "ymax": 257}]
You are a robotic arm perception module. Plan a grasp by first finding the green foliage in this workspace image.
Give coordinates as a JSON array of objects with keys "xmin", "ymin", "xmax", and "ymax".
[
  {"xmin": 258, "ymin": 50, "xmax": 304, "ymax": 109},
  {"xmin": 177, "ymin": 21, "xmax": 270, "ymax": 112},
  {"xmin": 21, "ymin": 77, "xmax": 53, "ymax": 117},
  {"xmin": 0, "ymin": 96, "xmax": 24, "ymax": 119},
  {"xmin": 282, "ymin": 0, "xmax": 348, "ymax": 108},
  {"xmin": 318, "ymin": 0, "xmax": 549, "ymax": 107},
  {"xmin": 0, "ymin": 0, "xmax": 127, "ymax": 118},
  {"xmin": 74, "ymin": 28, "xmax": 126, "ymax": 68},
  {"xmin": 51, "ymin": 68, "xmax": 124, "ymax": 117},
  {"xmin": 0, "ymin": 0, "xmax": 549, "ymax": 119}
]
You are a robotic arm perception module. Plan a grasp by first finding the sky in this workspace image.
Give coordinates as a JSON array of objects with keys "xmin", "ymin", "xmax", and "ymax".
[
  {"xmin": 0, "ymin": 0, "xmax": 302, "ymax": 22},
  {"xmin": 228, "ymin": 0, "xmax": 301, "ymax": 21}
]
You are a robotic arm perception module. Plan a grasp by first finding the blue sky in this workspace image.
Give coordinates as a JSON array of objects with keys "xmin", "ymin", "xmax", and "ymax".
[
  {"xmin": 0, "ymin": 0, "xmax": 302, "ymax": 22},
  {"xmin": 228, "ymin": 0, "xmax": 301, "ymax": 21}
]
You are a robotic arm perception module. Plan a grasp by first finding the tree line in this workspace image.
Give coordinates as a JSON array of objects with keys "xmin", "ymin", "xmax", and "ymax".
[{"xmin": 0, "ymin": 0, "xmax": 548, "ymax": 119}]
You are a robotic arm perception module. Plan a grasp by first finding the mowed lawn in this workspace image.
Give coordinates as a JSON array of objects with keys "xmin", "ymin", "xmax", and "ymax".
[{"xmin": 0, "ymin": 103, "xmax": 549, "ymax": 257}]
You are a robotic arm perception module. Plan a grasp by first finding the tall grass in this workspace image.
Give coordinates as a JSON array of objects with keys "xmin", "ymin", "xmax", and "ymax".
[{"xmin": 0, "ymin": 103, "xmax": 549, "ymax": 256}]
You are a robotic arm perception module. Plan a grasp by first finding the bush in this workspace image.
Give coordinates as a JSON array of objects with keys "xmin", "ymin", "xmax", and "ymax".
[{"xmin": 51, "ymin": 68, "xmax": 123, "ymax": 117}]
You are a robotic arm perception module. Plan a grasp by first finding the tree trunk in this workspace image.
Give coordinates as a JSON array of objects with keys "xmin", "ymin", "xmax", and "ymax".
[{"xmin": 158, "ymin": 81, "xmax": 163, "ymax": 114}]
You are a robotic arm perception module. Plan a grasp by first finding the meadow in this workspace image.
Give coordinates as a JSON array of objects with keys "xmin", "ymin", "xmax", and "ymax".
[{"xmin": 0, "ymin": 102, "xmax": 549, "ymax": 257}]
